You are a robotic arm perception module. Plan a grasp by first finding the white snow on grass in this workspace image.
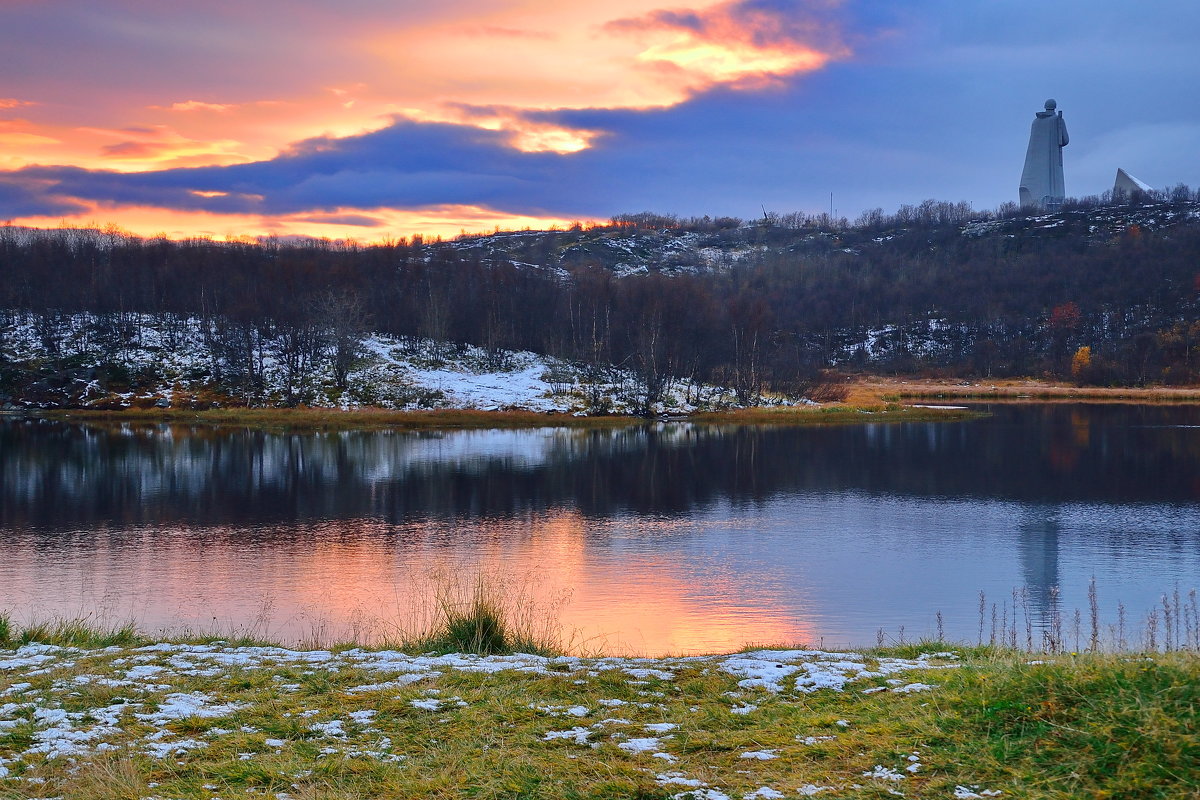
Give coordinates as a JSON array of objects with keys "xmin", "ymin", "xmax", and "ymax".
[
  {"xmin": 409, "ymin": 695, "xmax": 467, "ymax": 712},
  {"xmin": 743, "ymin": 787, "xmax": 785, "ymax": 799},
  {"xmin": 797, "ymin": 735, "xmax": 836, "ymax": 745},
  {"xmin": 720, "ymin": 649, "xmax": 955, "ymax": 695},
  {"xmin": 533, "ymin": 704, "xmax": 590, "ymax": 718},
  {"xmin": 346, "ymin": 674, "xmax": 436, "ymax": 692},
  {"xmin": 672, "ymin": 789, "xmax": 732, "ymax": 800},
  {"xmin": 0, "ymin": 644, "xmax": 64, "ymax": 671},
  {"xmin": 738, "ymin": 749, "xmax": 778, "ymax": 760},
  {"xmin": 134, "ymin": 692, "xmax": 246, "ymax": 724},
  {"xmin": 143, "ymin": 735, "xmax": 208, "ymax": 759},
  {"xmin": 542, "ymin": 727, "xmax": 594, "ymax": 747},
  {"xmin": 0, "ymin": 640, "xmax": 961, "ymax": 782},
  {"xmin": 616, "ymin": 736, "xmax": 666, "ymax": 754},
  {"xmin": 309, "ymin": 720, "xmax": 347, "ymax": 738},
  {"xmin": 863, "ymin": 765, "xmax": 905, "ymax": 781},
  {"xmin": 892, "ymin": 682, "xmax": 938, "ymax": 693}
]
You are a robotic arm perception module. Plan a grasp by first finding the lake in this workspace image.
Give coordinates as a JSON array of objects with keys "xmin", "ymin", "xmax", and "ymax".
[{"xmin": 2, "ymin": 404, "xmax": 1199, "ymax": 655}]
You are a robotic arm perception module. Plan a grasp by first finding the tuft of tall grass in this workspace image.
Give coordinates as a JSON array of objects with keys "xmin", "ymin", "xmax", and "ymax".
[
  {"xmin": 402, "ymin": 572, "xmax": 565, "ymax": 656},
  {"xmin": 976, "ymin": 581, "xmax": 1200, "ymax": 655},
  {"xmin": 0, "ymin": 614, "xmax": 142, "ymax": 649}
]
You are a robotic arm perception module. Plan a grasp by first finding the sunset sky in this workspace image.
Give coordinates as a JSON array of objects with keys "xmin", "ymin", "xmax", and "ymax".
[{"xmin": 2, "ymin": 0, "xmax": 1198, "ymax": 241}]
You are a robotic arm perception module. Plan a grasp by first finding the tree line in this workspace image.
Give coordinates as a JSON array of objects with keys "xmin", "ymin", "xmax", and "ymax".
[{"xmin": 2, "ymin": 189, "xmax": 1199, "ymax": 409}]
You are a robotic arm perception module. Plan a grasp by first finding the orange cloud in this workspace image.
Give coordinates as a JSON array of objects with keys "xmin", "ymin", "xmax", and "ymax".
[
  {"xmin": 4, "ymin": 201, "xmax": 589, "ymax": 243},
  {"xmin": 166, "ymin": 100, "xmax": 234, "ymax": 112},
  {"xmin": 607, "ymin": 0, "xmax": 850, "ymax": 91},
  {"xmin": 0, "ymin": 1, "xmax": 853, "ymax": 239},
  {"xmin": 8, "ymin": 2, "xmax": 848, "ymax": 168},
  {"xmin": 75, "ymin": 124, "xmax": 250, "ymax": 171},
  {"xmin": 353, "ymin": 0, "xmax": 848, "ymax": 154},
  {"xmin": 399, "ymin": 104, "xmax": 602, "ymax": 154}
]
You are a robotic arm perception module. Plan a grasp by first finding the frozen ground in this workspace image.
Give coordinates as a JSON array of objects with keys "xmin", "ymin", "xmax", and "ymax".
[{"xmin": 0, "ymin": 641, "xmax": 992, "ymax": 798}]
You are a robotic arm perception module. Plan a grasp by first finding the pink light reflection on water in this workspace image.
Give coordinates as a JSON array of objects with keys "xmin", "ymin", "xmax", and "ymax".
[{"xmin": 2, "ymin": 510, "xmax": 815, "ymax": 656}]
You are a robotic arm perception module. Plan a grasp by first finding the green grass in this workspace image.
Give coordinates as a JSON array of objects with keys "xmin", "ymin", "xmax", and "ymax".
[{"xmin": 932, "ymin": 652, "xmax": 1200, "ymax": 798}]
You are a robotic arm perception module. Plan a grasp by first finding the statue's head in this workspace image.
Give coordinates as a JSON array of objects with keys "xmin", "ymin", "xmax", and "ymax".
[{"xmin": 1044, "ymin": 99, "xmax": 1057, "ymax": 111}]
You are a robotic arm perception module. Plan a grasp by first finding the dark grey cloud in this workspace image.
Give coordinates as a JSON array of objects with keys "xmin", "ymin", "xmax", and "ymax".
[
  {"xmin": 0, "ymin": 177, "xmax": 89, "ymax": 218},
  {"xmin": 1, "ymin": 121, "xmax": 577, "ymax": 217},
  {"xmin": 605, "ymin": 0, "xmax": 847, "ymax": 50}
]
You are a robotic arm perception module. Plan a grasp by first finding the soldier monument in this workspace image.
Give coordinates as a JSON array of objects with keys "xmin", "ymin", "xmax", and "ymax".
[{"xmin": 1019, "ymin": 99, "xmax": 1069, "ymax": 210}]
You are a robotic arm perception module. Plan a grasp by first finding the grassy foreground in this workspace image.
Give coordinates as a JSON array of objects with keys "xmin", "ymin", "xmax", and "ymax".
[{"xmin": 1, "ymin": 619, "xmax": 1196, "ymax": 799}]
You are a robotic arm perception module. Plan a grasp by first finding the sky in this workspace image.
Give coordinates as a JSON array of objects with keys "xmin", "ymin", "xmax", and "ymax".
[{"xmin": 1, "ymin": 0, "xmax": 1198, "ymax": 241}]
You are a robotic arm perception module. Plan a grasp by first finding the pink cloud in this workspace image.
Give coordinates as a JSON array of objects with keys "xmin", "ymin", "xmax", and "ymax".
[{"xmin": 167, "ymin": 100, "xmax": 234, "ymax": 112}]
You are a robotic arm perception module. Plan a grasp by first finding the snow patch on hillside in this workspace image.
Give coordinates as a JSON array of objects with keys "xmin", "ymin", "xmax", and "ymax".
[{"xmin": 0, "ymin": 311, "xmax": 782, "ymax": 414}]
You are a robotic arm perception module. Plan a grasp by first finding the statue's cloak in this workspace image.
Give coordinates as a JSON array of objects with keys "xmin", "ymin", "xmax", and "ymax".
[{"xmin": 1019, "ymin": 110, "xmax": 1069, "ymax": 209}]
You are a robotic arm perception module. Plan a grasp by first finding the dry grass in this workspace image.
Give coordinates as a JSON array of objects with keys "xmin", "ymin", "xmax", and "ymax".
[
  {"xmin": 683, "ymin": 404, "xmax": 982, "ymax": 425},
  {"xmin": 58, "ymin": 755, "xmax": 149, "ymax": 800},
  {"xmin": 845, "ymin": 376, "xmax": 1200, "ymax": 405}
]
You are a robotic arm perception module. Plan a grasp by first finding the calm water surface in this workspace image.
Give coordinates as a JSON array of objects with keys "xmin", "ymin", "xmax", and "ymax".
[{"xmin": 2, "ymin": 404, "xmax": 1199, "ymax": 654}]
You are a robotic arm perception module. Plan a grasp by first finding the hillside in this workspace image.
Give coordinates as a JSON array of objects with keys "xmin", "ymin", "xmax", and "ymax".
[
  {"xmin": 442, "ymin": 199, "xmax": 1200, "ymax": 278},
  {"xmin": 2, "ymin": 193, "xmax": 1199, "ymax": 411}
]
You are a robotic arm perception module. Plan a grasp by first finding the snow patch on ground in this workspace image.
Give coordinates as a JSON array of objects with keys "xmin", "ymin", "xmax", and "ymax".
[{"xmin": 0, "ymin": 640, "xmax": 958, "ymax": 782}]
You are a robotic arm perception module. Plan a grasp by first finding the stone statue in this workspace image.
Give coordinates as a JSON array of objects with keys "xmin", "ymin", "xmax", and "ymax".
[{"xmin": 1019, "ymin": 99, "xmax": 1069, "ymax": 210}]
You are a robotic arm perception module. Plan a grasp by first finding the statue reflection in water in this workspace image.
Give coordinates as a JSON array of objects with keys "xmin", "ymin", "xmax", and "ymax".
[{"xmin": 1018, "ymin": 508, "xmax": 1062, "ymax": 630}]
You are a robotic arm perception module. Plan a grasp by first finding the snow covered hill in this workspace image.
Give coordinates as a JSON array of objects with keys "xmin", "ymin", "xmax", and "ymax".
[{"xmin": 0, "ymin": 311, "xmax": 785, "ymax": 414}]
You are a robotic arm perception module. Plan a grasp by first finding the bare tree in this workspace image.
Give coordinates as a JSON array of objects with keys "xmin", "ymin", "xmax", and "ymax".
[{"xmin": 315, "ymin": 290, "xmax": 370, "ymax": 392}]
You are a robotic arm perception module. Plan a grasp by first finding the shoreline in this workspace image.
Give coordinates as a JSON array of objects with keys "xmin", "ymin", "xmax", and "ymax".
[
  {"xmin": 15, "ymin": 403, "xmax": 985, "ymax": 431},
  {"xmin": 6, "ymin": 375, "xmax": 1197, "ymax": 433}
]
